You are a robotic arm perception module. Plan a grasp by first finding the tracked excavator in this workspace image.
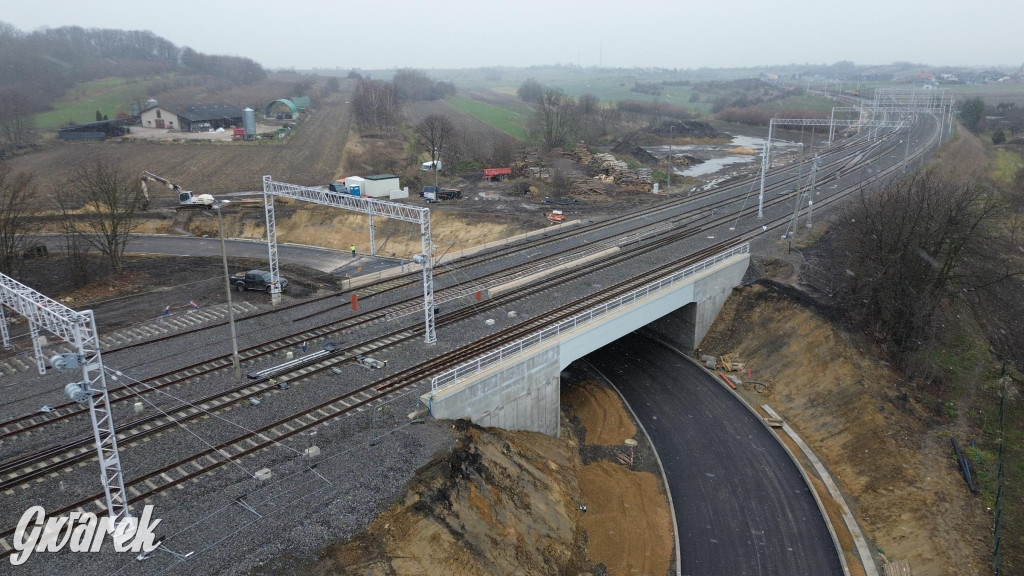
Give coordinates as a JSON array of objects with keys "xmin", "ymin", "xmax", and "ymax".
[{"xmin": 140, "ymin": 171, "xmax": 215, "ymax": 210}]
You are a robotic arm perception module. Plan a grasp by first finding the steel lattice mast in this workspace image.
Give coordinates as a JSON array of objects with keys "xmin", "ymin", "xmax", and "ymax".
[{"xmin": 0, "ymin": 273, "xmax": 130, "ymax": 523}]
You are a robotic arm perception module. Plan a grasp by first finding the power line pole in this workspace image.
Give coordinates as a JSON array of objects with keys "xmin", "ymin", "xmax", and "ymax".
[{"xmin": 215, "ymin": 203, "xmax": 241, "ymax": 380}]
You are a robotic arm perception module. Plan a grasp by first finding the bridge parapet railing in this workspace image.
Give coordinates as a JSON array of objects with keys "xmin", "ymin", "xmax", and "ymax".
[{"xmin": 430, "ymin": 243, "xmax": 749, "ymax": 393}]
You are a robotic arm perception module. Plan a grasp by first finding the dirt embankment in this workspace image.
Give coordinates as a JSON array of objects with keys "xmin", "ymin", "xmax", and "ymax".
[
  {"xmin": 308, "ymin": 420, "xmax": 589, "ymax": 575},
  {"xmin": 300, "ymin": 379, "xmax": 673, "ymax": 576},
  {"xmin": 698, "ymin": 282, "xmax": 991, "ymax": 575}
]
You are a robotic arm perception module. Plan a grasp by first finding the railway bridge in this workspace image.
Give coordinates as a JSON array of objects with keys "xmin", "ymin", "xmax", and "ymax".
[{"xmin": 424, "ymin": 244, "xmax": 750, "ymax": 435}]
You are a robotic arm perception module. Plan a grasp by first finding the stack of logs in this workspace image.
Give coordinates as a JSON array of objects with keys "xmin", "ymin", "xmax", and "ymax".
[{"xmin": 588, "ymin": 152, "xmax": 653, "ymax": 192}]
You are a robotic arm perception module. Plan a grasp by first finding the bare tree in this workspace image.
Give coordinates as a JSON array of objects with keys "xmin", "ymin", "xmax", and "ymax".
[
  {"xmin": 415, "ymin": 114, "xmax": 456, "ymax": 171},
  {"xmin": 56, "ymin": 160, "xmax": 147, "ymax": 274},
  {"xmin": 0, "ymin": 89, "xmax": 35, "ymax": 157},
  {"xmin": 0, "ymin": 165, "xmax": 32, "ymax": 274},
  {"xmin": 828, "ymin": 170, "xmax": 1021, "ymax": 356},
  {"xmin": 352, "ymin": 79, "xmax": 398, "ymax": 132},
  {"xmin": 533, "ymin": 88, "xmax": 579, "ymax": 149}
]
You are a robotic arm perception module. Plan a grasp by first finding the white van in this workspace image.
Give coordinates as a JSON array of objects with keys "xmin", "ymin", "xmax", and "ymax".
[{"xmin": 420, "ymin": 160, "xmax": 442, "ymax": 172}]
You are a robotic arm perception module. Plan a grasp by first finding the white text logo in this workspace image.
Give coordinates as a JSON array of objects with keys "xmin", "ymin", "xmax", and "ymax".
[{"xmin": 12, "ymin": 505, "xmax": 162, "ymax": 566}]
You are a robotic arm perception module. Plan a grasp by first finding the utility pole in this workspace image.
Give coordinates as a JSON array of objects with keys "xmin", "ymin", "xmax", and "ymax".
[
  {"xmin": 667, "ymin": 124, "xmax": 672, "ymax": 193},
  {"xmin": 433, "ymin": 147, "xmax": 440, "ymax": 192},
  {"xmin": 215, "ymin": 203, "xmax": 241, "ymax": 381}
]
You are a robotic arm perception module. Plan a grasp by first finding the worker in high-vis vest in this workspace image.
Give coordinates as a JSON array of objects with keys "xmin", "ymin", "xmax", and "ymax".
[{"xmin": 350, "ymin": 244, "xmax": 356, "ymax": 257}]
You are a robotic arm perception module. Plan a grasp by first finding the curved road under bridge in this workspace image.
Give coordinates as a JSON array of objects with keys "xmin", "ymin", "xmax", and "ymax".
[{"xmin": 585, "ymin": 332, "xmax": 843, "ymax": 576}]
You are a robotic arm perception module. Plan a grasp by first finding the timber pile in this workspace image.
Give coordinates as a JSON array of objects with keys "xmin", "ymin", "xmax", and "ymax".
[
  {"xmin": 588, "ymin": 153, "xmax": 653, "ymax": 192},
  {"xmin": 571, "ymin": 142, "xmax": 593, "ymax": 165},
  {"xmin": 565, "ymin": 171, "xmax": 607, "ymax": 198}
]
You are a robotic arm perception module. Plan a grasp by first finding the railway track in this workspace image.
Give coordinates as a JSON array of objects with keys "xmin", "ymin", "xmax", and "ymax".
[
  {"xmin": 0, "ymin": 117, "xmax": 932, "ymax": 465},
  {"xmin": 0, "ymin": 113, "xmax": 943, "ymax": 559},
  {"xmin": 0, "ymin": 115, "xmax": 937, "ymax": 497},
  {"xmin": 0, "ymin": 130, "xmax": 883, "ymax": 444}
]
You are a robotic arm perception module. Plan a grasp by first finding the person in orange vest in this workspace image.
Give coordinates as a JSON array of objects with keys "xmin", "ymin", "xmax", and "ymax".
[{"xmin": 350, "ymin": 244, "xmax": 356, "ymax": 257}]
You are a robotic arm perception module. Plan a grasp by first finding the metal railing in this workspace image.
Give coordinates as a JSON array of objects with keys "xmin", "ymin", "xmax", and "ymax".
[{"xmin": 430, "ymin": 243, "xmax": 750, "ymax": 392}]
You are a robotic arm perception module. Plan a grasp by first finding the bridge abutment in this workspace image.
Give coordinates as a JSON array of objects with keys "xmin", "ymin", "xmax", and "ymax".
[
  {"xmin": 647, "ymin": 254, "xmax": 749, "ymax": 351},
  {"xmin": 425, "ymin": 249, "xmax": 749, "ymax": 435},
  {"xmin": 427, "ymin": 347, "xmax": 561, "ymax": 436}
]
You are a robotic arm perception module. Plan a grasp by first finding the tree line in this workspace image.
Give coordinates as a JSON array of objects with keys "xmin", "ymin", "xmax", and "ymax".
[
  {"xmin": 824, "ymin": 157, "xmax": 1024, "ymax": 378},
  {"xmin": 0, "ymin": 160, "xmax": 148, "ymax": 284},
  {"xmin": 0, "ymin": 21, "xmax": 266, "ymax": 158},
  {"xmin": 517, "ymin": 78, "xmax": 699, "ymax": 149},
  {"xmin": 351, "ymin": 69, "xmax": 455, "ymax": 132}
]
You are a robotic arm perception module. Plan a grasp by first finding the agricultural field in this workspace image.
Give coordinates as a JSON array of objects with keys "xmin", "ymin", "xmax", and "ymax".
[
  {"xmin": 11, "ymin": 80, "xmax": 353, "ymax": 197},
  {"xmin": 759, "ymin": 92, "xmax": 838, "ymax": 113},
  {"xmin": 446, "ymin": 97, "xmax": 530, "ymax": 140},
  {"xmin": 33, "ymin": 74, "xmax": 177, "ymax": 131}
]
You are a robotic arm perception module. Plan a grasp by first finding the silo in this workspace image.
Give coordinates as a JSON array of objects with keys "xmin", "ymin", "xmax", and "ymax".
[{"xmin": 243, "ymin": 108, "xmax": 256, "ymax": 139}]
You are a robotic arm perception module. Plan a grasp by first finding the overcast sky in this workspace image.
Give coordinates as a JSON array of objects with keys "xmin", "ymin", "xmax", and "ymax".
[{"xmin": 4, "ymin": 0, "xmax": 1022, "ymax": 70}]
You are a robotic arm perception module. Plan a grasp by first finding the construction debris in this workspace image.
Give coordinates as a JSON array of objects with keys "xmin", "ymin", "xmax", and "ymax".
[{"xmin": 716, "ymin": 353, "xmax": 745, "ymax": 372}]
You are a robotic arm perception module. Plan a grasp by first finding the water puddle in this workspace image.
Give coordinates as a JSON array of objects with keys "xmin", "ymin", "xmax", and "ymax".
[{"xmin": 644, "ymin": 134, "xmax": 805, "ymax": 179}]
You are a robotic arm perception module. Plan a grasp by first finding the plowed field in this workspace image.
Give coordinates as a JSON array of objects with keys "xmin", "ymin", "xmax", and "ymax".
[{"xmin": 10, "ymin": 91, "xmax": 352, "ymax": 200}]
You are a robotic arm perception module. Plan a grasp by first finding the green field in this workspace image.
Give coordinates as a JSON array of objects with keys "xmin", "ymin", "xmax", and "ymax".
[
  {"xmin": 760, "ymin": 93, "xmax": 838, "ymax": 113},
  {"xmin": 989, "ymin": 148, "xmax": 1024, "ymax": 186},
  {"xmin": 446, "ymin": 97, "xmax": 531, "ymax": 140},
  {"xmin": 34, "ymin": 75, "xmax": 174, "ymax": 130}
]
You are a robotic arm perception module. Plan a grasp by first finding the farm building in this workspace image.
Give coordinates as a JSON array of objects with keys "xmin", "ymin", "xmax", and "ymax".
[
  {"xmin": 139, "ymin": 103, "xmax": 245, "ymax": 132},
  {"xmin": 264, "ymin": 97, "xmax": 310, "ymax": 119},
  {"xmin": 58, "ymin": 118, "xmax": 133, "ymax": 141}
]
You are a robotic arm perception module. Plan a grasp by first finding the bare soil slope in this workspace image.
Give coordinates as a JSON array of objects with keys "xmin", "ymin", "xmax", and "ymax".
[
  {"xmin": 291, "ymin": 378, "xmax": 672, "ymax": 576},
  {"xmin": 699, "ymin": 282, "xmax": 991, "ymax": 575},
  {"xmin": 307, "ymin": 421, "xmax": 589, "ymax": 575}
]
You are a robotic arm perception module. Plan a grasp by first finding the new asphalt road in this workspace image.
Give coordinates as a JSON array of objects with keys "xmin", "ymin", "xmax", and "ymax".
[{"xmin": 586, "ymin": 332, "xmax": 843, "ymax": 576}]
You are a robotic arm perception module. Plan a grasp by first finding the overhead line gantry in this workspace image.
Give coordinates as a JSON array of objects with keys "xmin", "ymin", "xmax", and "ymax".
[{"xmin": 261, "ymin": 176, "xmax": 437, "ymax": 344}]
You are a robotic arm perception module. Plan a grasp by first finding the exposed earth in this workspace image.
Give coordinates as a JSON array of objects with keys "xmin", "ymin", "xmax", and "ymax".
[{"xmin": 699, "ymin": 279, "xmax": 991, "ymax": 575}]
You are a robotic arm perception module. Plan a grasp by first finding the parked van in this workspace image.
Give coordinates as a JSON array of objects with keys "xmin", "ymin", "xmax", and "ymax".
[{"xmin": 420, "ymin": 160, "xmax": 442, "ymax": 172}]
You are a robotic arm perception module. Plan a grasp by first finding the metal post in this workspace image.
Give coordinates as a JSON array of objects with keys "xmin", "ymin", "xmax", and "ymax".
[
  {"xmin": 828, "ymin": 107, "xmax": 836, "ymax": 146},
  {"xmin": 903, "ymin": 129, "xmax": 912, "ymax": 173},
  {"xmin": 216, "ymin": 204, "xmax": 242, "ymax": 381},
  {"xmin": 368, "ymin": 213, "xmax": 375, "ymax": 256},
  {"xmin": 806, "ymin": 199, "xmax": 813, "ymax": 228},
  {"xmin": 667, "ymin": 124, "xmax": 672, "ymax": 193},
  {"xmin": 0, "ymin": 305, "xmax": 9, "ymax": 350},
  {"xmin": 419, "ymin": 218, "xmax": 436, "ymax": 345},
  {"xmin": 758, "ymin": 142, "xmax": 767, "ymax": 219},
  {"xmin": 759, "ymin": 120, "xmax": 774, "ymax": 219},
  {"xmin": 28, "ymin": 316, "xmax": 45, "ymax": 374},
  {"xmin": 0, "ymin": 273, "xmax": 130, "ymax": 525}
]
